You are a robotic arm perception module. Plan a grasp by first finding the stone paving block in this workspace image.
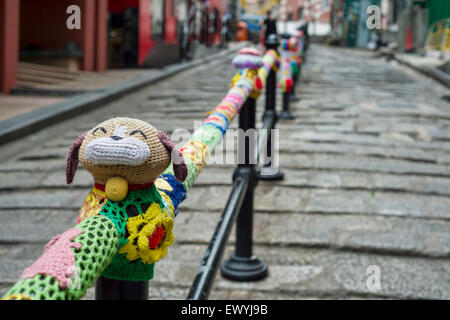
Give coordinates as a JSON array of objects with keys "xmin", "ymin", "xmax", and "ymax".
[
  {"xmin": 0, "ymin": 160, "xmax": 64, "ymax": 173},
  {"xmin": 282, "ymin": 130, "xmax": 450, "ymax": 152},
  {"xmin": 0, "ymin": 259, "xmax": 34, "ymax": 283},
  {"xmin": 0, "ymin": 210, "xmax": 77, "ymax": 242},
  {"xmin": 305, "ymin": 188, "xmax": 450, "ymax": 219},
  {"xmin": 17, "ymin": 147, "xmax": 67, "ymax": 161},
  {"xmin": 279, "ymin": 140, "xmax": 444, "ymax": 163},
  {"xmin": 279, "ymin": 154, "xmax": 450, "ymax": 176},
  {"xmin": 153, "ymin": 245, "xmax": 450, "ymax": 299},
  {"xmin": 172, "ymin": 211, "xmax": 450, "ymax": 257},
  {"xmin": 0, "ymin": 172, "xmax": 47, "ymax": 190},
  {"xmin": 0, "ymin": 243, "xmax": 48, "ymax": 261},
  {"xmin": 177, "ymin": 184, "xmax": 450, "ymax": 219},
  {"xmin": 41, "ymin": 169, "xmax": 92, "ymax": 188},
  {"xmin": 3, "ymin": 244, "xmax": 447, "ymax": 299},
  {"xmin": 0, "ymin": 190, "xmax": 86, "ymax": 209},
  {"xmin": 270, "ymin": 169, "xmax": 450, "ymax": 196}
]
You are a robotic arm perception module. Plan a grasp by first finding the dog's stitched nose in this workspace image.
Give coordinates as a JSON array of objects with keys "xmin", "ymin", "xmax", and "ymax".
[{"xmin": 110, "ymin": 136, "xmax": 123, "ymax": 141}]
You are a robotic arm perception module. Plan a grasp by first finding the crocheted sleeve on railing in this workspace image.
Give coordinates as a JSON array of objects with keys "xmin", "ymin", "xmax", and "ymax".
[
  {"xmin": 157, "ymin": 48, "xmax": 280, "ymax": 215},
  {"xmin": 280, "ymin": 37, "xmax": 302, "ymax": 93}
]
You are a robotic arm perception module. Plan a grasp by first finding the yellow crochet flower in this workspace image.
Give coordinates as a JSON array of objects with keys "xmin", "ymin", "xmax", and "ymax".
[
  {"xmin": 158, "ymin": 191, "xmax": 175, "ymax": 218},
  {"xmin": 155, "ymin": 177, "xmax": 173, "ymax": 192},
  {"xmin": 78, "ymin": 187, "xmax": 106, "ymax": 222},
  {"xmin": 230, "ymin": 72, "xmax": 242, "ymax": 89},
  {"xmin": 119, "ymin": 203, "xmax": 174, "ymax": 264}
]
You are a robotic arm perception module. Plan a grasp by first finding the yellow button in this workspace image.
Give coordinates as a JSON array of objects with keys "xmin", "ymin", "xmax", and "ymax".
[{"xmin": 105, "ymin": 177, "xmax": 128, "ymax": 202}]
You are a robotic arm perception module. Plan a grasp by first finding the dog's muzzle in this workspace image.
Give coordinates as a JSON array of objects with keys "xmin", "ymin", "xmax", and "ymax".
[{"xmin": 85, "ymin": 137, "xmax": 150, "ymax": 166}]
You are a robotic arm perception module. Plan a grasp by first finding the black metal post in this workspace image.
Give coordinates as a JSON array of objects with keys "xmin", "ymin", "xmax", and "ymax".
[
  {"xmin": 260, "ymin": 35, "xmax": 285, "ymax": 181},
  {"xmin": 95, "ymin": 276, "xmax": 148, "ymax": 300},
  {"xmin": 280, "ymin": 92, "xmax": 295, "ymax": 120},
  {"xmin": 221, "ymin": 97, "xmax": 268, "ymax": 281},
  {"xmin": 187, "ymin": 175, "xmax": 249, "ymax": 300},
  {"xmin": 263, "ymin": 34, "xmax": 278, "ymax": 119},
  {"xmin": 289, "ymin": 72, "xmax": 300, "ymax": 102}
]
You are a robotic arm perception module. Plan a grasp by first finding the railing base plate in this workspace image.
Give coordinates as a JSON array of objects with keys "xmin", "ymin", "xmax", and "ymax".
[
  {"xmin": 259, "ymin": 167, "xmax": 285, "ymax": 181},
  {"xmin": 221, "ymin": 254, "xmax": 268, "ymax": 282},
  {"xmin": 289, "ymin": 94, "xmax": 300, "ymax": 102},
  {"xmin": 279, "ymin": 111, "xmax": 296, "ymax": 120}
]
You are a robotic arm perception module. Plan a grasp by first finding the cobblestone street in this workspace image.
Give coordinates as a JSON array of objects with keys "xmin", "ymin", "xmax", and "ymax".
[{"xmin": 0, "ymin": 44, "xmax": 449, "ymax": 299}]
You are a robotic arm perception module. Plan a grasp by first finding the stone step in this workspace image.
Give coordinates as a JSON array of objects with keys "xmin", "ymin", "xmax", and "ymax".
[
  {"xmin": 1, "ymin": 245, "xmax": 448, "ymax": 299},
  {"xmin": 14, "ymin": 138, "xmax": 450, "ymax": 165},
  {"xmin": 1, "ymin": 183, "xmax": 450, "ymax": 220},
  {"xmin": 18, "ymin": 62, "xmax": 81, "ymax": 76},
  {"xmin": 0, "ymin": 207, "xmax": 448, "ymax": 257},
  {"xmin": 280, "ymin": 131, "xmax": 450, "ymax": 153},
  {"xmin": 2, "ymin": 167, "xmax": 450, "ymax": 198},
  {"xmin": 280, "ymin": 154, "xmax": 450, "ymax": 177}
]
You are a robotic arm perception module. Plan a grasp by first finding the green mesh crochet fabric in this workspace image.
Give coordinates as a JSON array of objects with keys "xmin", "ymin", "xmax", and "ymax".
[
  {"xmin": 99, "ymin": 186, "xmax": 163, "ymax": 281},
  {"xmin": 99, "ymin": 186, "xmax": 164, "ymax": 238},
  {"xmin": 4, "ymin": 216, "xmax": 118, "ymax": 300}
]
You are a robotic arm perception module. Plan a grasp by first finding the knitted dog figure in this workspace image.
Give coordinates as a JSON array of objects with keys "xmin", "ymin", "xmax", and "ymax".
[
  {"xmin": 3, "ymin": 118, "xmax": 187, "ymax": 300},
  {"xmin": 67, "ymin": 117, "xmax": 188, "ymax": 282}
]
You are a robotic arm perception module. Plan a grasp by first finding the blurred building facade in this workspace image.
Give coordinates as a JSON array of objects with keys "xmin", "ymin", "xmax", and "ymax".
[
  {"xmin": 0, "ymin": 0, "xmax": 227, "ymax": 94},
  {"xmin": 329, "ymin": 0, "xmax": 449, "ymax": 52},
  {"xmin": 276, "ymin": 0, "xmax": 334, "ymax": 36},
  {"xmin": 285, "ymin": 0, "xmax": 333, "ymax": 23}
]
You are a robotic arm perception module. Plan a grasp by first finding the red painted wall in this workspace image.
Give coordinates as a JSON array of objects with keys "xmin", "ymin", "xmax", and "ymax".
[
  {"xmin": 20, "ymin": 0, "xmax": 84, "ymax": 51},
  {"xmin": 109, "ymin": 0, "xmax": 139, "ymax": 13},
  {"xmin": 206, "ymin": 0, "xmax": 225, "ymax": 45},
  {"xmin": 138, "ymin": 0, "xmax": 178, "ymax": 65},
  {"xmin": 165, "ymin": 0, "xmax": 177, "ymax": 43},
  {"xmin": 96, "ymin": 0, "xmax": 108, "ymax": 71},
  {"xmin": 0, "ymin": 0, "xmax": 20, "ymax": 94},
  {"xmin": 139, "ymin": 0, "xmax": 154, "ymax": 65},
  {"xmin": 82, "ymin": 0, "xmax": 95, "ymax": 71},
  {"xmin": 19, "ymin": 0, "xmax": 107, "ymax": 71}
]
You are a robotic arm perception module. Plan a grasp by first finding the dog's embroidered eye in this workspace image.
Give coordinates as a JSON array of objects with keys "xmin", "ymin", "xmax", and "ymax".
[
  {"xmin": 130, "ymin": 130, "xmax": 147, "ymax": 139},
  {"xmin": 93, "ymin": 127, "xmax": 107, "ymax": 135}
]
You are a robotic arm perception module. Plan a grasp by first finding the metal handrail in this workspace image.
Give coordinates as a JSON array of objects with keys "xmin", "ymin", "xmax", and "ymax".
[
  {"xmin": 187, "ymin": 174, "xmax": 249, "ymax": 300},
  {"xmin": 186, "ymin": 32, "xmax": 307, "ymax": 300}
]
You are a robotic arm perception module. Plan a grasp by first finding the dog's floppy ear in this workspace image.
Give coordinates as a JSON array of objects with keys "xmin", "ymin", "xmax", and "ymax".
[
  {"xmin": 158, "ymin": 131, "xmax": 188, "ymax": 182},
  {"xmin": 66, "ymin": 132, "xmax": 87, "ymax": 185}
]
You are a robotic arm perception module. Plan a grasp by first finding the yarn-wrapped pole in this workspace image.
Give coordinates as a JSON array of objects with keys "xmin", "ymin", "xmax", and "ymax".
[
  {"xmin": 288, "ymin": 35, "xmax": 302, "ymax": 103},
  {"xmin": 1, "ymin": 48, "xmax": 279, "ymax": 301},
  {"xmin": 155, "ymin": 49, "xmax": 280, "ymax": 216},
  {"xmin": 279, "ymin": 37, "xmax": 297, "ymax": 120},
  {"xmin": 279, "ymin": 37, "xmax": 300, "ymax": 94}
]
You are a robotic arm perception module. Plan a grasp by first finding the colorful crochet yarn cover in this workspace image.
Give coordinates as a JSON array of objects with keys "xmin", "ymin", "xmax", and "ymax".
[
  {"xmin": 159, "ymin": 48, "xmax": 279, "ymax": 199},
  {"xmin": 279, "ymin": 38, "xmax": 301, "ymax": 92},
  {"xmin": 280, "ymin": 50, "xmax": 294, "ymax": 93}
]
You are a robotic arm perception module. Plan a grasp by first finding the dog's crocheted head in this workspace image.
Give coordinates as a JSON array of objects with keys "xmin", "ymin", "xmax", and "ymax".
[{"xmin": 66, "ymin": 117, "xmax": 187, "ymax": 186}]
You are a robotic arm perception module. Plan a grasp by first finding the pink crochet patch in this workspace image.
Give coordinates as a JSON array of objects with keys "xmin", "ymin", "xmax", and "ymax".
[{"xmin": 20, "ymin": 228, "xmax": 83, "ymax": 289}]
